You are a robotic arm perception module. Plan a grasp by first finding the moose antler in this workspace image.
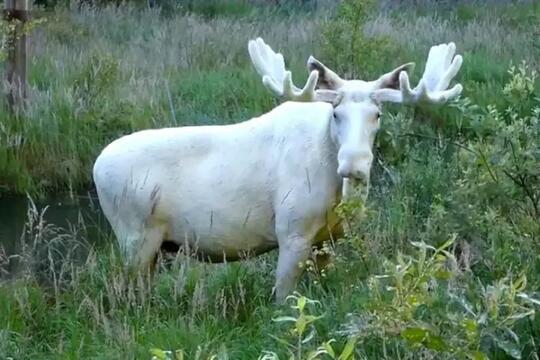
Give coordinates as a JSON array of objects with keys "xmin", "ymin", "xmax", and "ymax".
[
  {"xmin": 373, "ymin": 42, "xmax": 463, "ymax": 105},
  {"xmin": 248, "ymin": 38, "xmax": 320, "ymax": 102}
]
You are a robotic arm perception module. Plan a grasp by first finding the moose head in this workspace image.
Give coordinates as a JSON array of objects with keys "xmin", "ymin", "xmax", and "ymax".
[{"xmin": 248, "ymin": 38, "xmax": 463, "ymax": 194}]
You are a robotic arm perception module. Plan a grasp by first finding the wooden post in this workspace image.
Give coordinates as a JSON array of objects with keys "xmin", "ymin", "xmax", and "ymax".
[{"xmin": 4, "ymin": 0, "xmax": 30, "ymax": 112}]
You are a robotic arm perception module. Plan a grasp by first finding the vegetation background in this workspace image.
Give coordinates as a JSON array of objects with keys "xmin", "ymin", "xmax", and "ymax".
[{"xmin": 0, "ymin": 0, "xmax": 539, "ymax": 359}]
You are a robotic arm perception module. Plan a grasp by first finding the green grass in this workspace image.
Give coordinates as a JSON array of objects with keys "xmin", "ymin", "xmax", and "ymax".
[{"xmin": 1, "ymin": 1, "xmax": 539, "ymax": 359}]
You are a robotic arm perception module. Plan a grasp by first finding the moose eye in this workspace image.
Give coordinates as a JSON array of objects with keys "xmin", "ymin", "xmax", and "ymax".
[{"xmin": 333, "ymin": 113, "xmax": 340, "ymax": 123}]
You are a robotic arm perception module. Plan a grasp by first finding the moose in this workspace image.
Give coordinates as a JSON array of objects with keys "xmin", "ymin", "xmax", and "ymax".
[{"xmin": 93, "ymin": 38, "xmax": 463, "ymax": 301}]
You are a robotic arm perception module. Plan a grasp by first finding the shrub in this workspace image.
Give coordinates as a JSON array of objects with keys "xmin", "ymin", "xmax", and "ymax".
[
  {"xmin": 328, "ymin": 60, "xmax": 540, "ymax": 359},
  {"xmin": 337, "ymin": 238, "xmax": 539, "ymax": 359},
  {"xmin": 321, "ymin": 0, "xmax": 401, "ymax": 79}
]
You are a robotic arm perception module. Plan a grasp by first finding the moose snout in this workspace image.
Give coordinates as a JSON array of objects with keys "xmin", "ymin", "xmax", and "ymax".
[
  {"xmin": 337, "ymin": 149, "xmax": 373, "ymax": 182},
  {"xmin": 337, "ymin": 164, "xmax": 371, "ymax": 182}
]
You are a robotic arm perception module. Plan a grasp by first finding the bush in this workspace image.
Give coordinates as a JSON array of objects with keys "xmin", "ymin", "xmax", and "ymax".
[
  {"xmin": 326, "ymin": 60, "xmax": 540, "ymax": 359},
  {"xmin": 321, "ymin": 0, "xmax": 401, "ymax": 79}
]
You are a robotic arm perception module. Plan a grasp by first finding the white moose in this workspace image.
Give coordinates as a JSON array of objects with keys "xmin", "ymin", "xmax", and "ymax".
[{"xmin": 93, "ymin": 38, "xmax": 463, "ymax": 301}]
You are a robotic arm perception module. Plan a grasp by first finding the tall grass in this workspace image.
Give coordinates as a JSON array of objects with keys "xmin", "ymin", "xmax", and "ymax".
[
  {"xmin": 1, "ymin": 3, "xmax": 321, "ymax": 195},
  {"xmin": 0, "ymin": 202, "xmax": 281, "ymax": 358},
  {"xmin": 0, "ymin": 1, "xmax": 538, "ymax": 195}
]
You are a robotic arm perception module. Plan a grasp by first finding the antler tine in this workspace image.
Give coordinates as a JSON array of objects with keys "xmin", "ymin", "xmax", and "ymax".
[
  {"xmin": 373, "ymin": 42, "xmax": 463, "ymax": 105},
  {"xmin": 248, "ymin": 37, "xmax": 318, "ymax": 102}
]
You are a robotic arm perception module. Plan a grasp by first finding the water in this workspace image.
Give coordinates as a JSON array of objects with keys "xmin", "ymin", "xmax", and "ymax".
[{"xmin": 0, "ymin": 192, "xmax": 112, "ymax": 275}]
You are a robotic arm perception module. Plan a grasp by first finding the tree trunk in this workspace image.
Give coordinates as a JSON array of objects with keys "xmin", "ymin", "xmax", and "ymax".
[{"xmin": 4, "ymin": 0, "xmax": 30, "ymax": 113}]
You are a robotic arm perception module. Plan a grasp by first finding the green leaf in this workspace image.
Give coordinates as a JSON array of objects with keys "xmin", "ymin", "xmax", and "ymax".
[
  {"xmin": 258, "ymin": 351, "xmax": 280, "ymax": 360},
  {"xmin": 437, "ymin": 237, "xmax": 455, "ymax": 252},
  {"xmin": 440, "ymin": 250, "xmax": 457, "ymax": 262},
  {"xmin": 424, "ymin": 335, "xmax": 448, "ymax": 352},
  {"xmin": 324, "ymin": 340, "xmax": 336, "ymax": 358},
  {"xmin": 302, "ymin": 327, "xmax": 316, "ymax": 344},
  {"xmin": 517, "ymin": 293, "xmax": 540, "ymax": 306},
  {"xmin": 298, "ymin": 296, "xmax": 307, "ymax": 312},
  {"xmin": 462, "ymin": 318, "xmax": 478, "ymax": 336},
  {"xmin": 434, "ymin": 270, "xmax": 453, "ymax": 280},
  {"xmin": 149, "ymin": 348, "xmax": 169, "ymax": 360},
  {"xmin": 411, "ymin": 242, "xmax": 436, "ymax": 251},
  {"xmin": 296, "ymin": 315, "xmax": 307, "ymax": 335},
  {"xmin": 307, "ymin": 347, "xmax": 330, "ymax": 360},
  {"xmin": 338, "ymin": 337, "xmax": 357, "ymax": 360},
  {"xmin": 507, "ymin": 310, "xmax": 535, "ymax": 321},
  {"xmin": 512, "ymin": 274, "xmax": 527, "ymax": 293},
  {"xmin": 304, "ymin": 315, "xmax": 324, "ymax": 324},
  {"xmin": 401, "ymin": 327, "xmax": 429, "ymax": 343},
  {"xmin": 495, "ymin": 337, "xmax": 522, "ymax": 359},
  {"xmin": 272, "ymin": 316, "xmax": 297, "ymax": 323},
  {"xmin": 463, "ymin": 319, "xmax": 477, "ymax": 332}
]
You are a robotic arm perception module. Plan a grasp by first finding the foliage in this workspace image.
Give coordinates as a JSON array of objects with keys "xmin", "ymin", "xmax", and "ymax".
[
  {"xmin": 338, "ymin": 237, "xmax": 539, "ymax": 359},
  {"xmin": 448, "ymin": 63, "xmax": 540, "ymax": 283},
  {"xmin": 0, "ymin": 16, "xmax": 47, "ymax": 64},
  {"xmin": 148, "ymin": 293, "xmax": 357, "ymax": 359},
  {"xmin": 321, "ymin": 0, "xmax": 400, "ymax": 79},
  {"xmin": 0, "ymin": 20, "xmax": 13, "ymax": 63},
  {"xmin": 263, "ymin": 293, "xmax": 356, "ymax": 360},
  {"xmin": 327, "ymin": 58, "xmax": 540, "ymax": 359}
]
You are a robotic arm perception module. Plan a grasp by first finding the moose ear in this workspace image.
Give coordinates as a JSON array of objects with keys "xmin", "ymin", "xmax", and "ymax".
[
  {"xmin": 374, "ymin": 62, "xmax": 415, "ymax": 90},
  {"xmin": 314, "ymin": 89, "xmax": 343, "ymax": 107},
  {"xmin": 307, "ymin": 56, "xmax": 345, "ymax": 90}
]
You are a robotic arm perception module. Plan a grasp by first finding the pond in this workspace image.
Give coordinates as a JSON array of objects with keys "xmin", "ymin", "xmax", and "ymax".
[{"xmin": 0, "ymin": 191, "xmax": 112, "ymax": 277}]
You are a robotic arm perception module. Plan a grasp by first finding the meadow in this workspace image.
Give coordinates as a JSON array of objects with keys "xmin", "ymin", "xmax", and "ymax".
[{"xmin": 0, "ymin": 0, "xmax": 539, "ymax": 358}]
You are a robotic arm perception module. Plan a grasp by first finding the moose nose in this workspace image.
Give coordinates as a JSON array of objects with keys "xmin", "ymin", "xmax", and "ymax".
[
  {"xmin": 337, "ymin": 150, "xmax": 373, "ymax": 181},
  {"xmin": 337, "ymin": 167, "xmax": 370, "ymax": 182}
]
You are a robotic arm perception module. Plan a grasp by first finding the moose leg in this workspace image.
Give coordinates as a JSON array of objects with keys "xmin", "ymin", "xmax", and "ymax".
[
  {"xmin": 274, "ymin": 234, "xmax": 311, "ymax": 303},
  {"xmin": 122, "ymin": 225, "xmax": 165, "ymax": 277}
]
